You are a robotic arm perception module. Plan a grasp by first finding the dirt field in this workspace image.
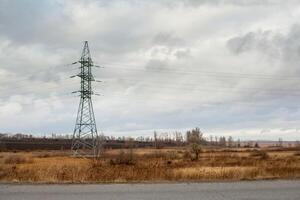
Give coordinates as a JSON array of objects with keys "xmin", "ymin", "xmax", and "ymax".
[{"xmin": 0, "ymin": 147, "xmax": 300, "ymax": 183}]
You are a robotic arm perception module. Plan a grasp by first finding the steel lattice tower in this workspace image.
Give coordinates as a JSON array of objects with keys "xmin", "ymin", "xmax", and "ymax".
[{"xmin": 71, "ymin": 41, "xmax": 99, "ymax": 157}]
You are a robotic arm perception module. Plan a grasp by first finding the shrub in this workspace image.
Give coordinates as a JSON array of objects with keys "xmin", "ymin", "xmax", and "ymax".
[
  {"xmin": 191, "ymin": 144, "xmax": 202, "ymax": 161},
  {"xmin": 183, "ymin": 150, "xmax": 192, "ymax": 160},
  {"xmin": 90, "ymin": 159, "xmax": 103, "ymax": 171},
  {"xmin": 0, "ymin": 165, "xmax": 9, "ymax": 179},
  {"xmin": 110, "ymin": 150, "xmax": 136, "ymax": 165},
  {"xmin": 4, "ymin": 155, "xmax": 33, "ymax": 164},
  {"xmin": 294, "ymin": 152, "xmax": 300, "ymax": 156},
  {"xmin": 250, "ymin": 150, "xmax": 269, "ymax": 160},
  {"xmin": 166, "ymin": 151, "xmax": 180, "ymax": 160},
  {"xmin": 146, "ymin": 151, "xmax": 167, "ymax": 159},
  {"xmin": 142, "ymin": 151, "xmax": 172, "ymax": 160},
  {"xmin": 37, "ymin": 153, "xmax": 51, "ymax": 158}
]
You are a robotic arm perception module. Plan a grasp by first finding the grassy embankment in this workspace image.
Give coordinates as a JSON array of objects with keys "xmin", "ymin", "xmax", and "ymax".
[{"xmin": 0, "ymin": 147, "xmax": 300, "ymax": 183}]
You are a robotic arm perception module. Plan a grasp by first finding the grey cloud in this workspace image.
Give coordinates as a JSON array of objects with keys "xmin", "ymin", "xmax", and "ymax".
[
  {"xmin": 0, "ymin": 0, "xmax": 153, "ymax": 54},
  {"xmin": 227, "ymin": 24, "xmax": 300, "ymax": 73},
  {"xmin": 0, "ymin": 0, "xmax": 59, "ymax": 44},
  {"xmin": 151, "ymin": 32, "xmax": 190, "ymax": 59},
  {"xmin": 152, "ymin": 32, "xmax": 185, "ymax": 47},
  {"xmin": 226, "ymin": 31, "xmax": 280, "ymax": 55},
  {"xmin": 28, "ymin": 70, "xmax": 61, "ymax": 82},
  {"xmin": 145, "ymin": 59, "xmax": 169, "ymax": 70},
  {"xmin": 154, "ymin": 0, "xmax": 300, "ymax": 7},
  {"xmin": 174, "ymin": 49, "xmax": 190, "ymax": 59}
]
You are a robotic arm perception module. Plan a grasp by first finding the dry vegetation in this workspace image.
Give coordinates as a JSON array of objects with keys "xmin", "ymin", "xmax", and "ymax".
[{"xmin": 0, "ymin": 147, "xmax": 300, "ymax": 183}]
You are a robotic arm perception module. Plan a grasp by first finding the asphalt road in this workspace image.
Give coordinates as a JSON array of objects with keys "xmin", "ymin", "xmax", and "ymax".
[{"xmin": 1, "ymin": 180, "xmax": 300, "ymax": 200}]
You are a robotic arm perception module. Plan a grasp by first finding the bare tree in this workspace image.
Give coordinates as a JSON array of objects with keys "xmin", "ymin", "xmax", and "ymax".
[
  {"xmin": 278, "ymin": 138, "xmax": 283, "ymax": 147},
  {"xmin": 215, "ymin": 136, "xmax": 219, "ymax": 146},
  {"xmin": 209, "ymin": 135, "xmax": 214, "ymax": 146},
  {"xmin": 219, "ymin": 136, "xmax": 226, "ymax": 147},
  {"xmin": 154, "ymin": 131, "xmax": 158, "ymax": 149},
  {"xmin": 186, "ymin": 127, "xmax": 204, "ymax": 144},
  {"xmin": 227, "ymin": 136, "xmax": 234, "ymax": 148},
  {"xmin": 174, "ymin": 131, "xmax": 183, "ymax": 145},
  {"xmin": 237, "ymin": 139, "xmax": 241, "ymax": 148}
]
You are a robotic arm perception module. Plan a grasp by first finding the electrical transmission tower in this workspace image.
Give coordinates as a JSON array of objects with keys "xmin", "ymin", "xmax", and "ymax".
[{"xmin": 71, "ymin": 41, "xmax": 100, "ymax": 157}]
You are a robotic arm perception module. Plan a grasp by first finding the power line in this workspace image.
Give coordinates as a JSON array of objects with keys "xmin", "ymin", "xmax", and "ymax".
[
  {"xmin": 2, "ymin": 75, "xmax": 300, "ymax": 100},
  {"xmin": 2, "ymin": 59, "xmax": 300, "ymax": 102},
  {"xmin": 99, "ymin": 61, "xmax": 300, "ymax": 81},
  {"xmin": 0, "ymin": 63, "xmax": 78, "ymax": 86},
  {"xmin": 105, "ymin": 77, "xmax": 300, "ymax": 94}
]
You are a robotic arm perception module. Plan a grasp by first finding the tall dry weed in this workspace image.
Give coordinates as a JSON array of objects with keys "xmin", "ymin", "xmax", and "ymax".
[{"xmin": 4, "ymin": 155, "xmax": 33, "ymax": 164}]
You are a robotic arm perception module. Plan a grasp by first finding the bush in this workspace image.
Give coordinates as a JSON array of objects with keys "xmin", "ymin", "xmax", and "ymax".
[
  {"xmin": 36, "ymin": 153, "xmax": 51, "ymax": 158},
  {"xmin": 142, "ymin": 151, "xmax": 180, "ymax": 160},
  {"xmin": 4, "ymin": 155, "xmax": 33, "ymax": 164},
  {"xmin": 183, "ymin": 150, "xmax": 192, "ymax": 160},
  {"xmin": 0, "ymin": 165, "xmax": 10, "ymax": 179},
  {"xmin": 250, "ymin": 150, "xmax": 269, "ymax": 160},
  {"xmin": 166, "ymin": 151, "xmax": 180, "ymax": 160},
  {"xmin": 90, "ymin": 159, "xmax": 103, "ymax": 170},
  {"xmin": 110, "ymin": 150, "xmax": 136, "ymax": 165},
  {"xmin": 294, "ymin": 152, "xmax": 300, "ymax": 156},
  {"xmin": 191, "ymin": 144, "xmax": 202, "ymax": 161},
  {"xmin": 143, "ymin": 151, "xmax": 167, "ymax": 159}
]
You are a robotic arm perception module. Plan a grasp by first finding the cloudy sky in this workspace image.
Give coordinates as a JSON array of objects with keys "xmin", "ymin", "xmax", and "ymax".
[{"xmin": 1, "ymin": 0, "xmax": 300, "ymax": 140}]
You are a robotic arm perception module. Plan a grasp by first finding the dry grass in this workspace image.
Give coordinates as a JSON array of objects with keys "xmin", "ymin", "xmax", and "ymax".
[
  {"xmin": 294, "ymin": 151, "xmax": 300, "ymax": 156},
  {"xmin": 172, "ymin": 167, "xmax": 259, "ymax": 180},
  {"xmin": 250, "ymin": 150, "xmax": 269, "ymax": 160},
  {"xmin": 4, "ymin": 154, "xmax": 33, "ymax": 164},
  {"xmin": 109, "ymin": 149, "xmax": 136, "ymax": 165},
  {"xmin": 0, "ymin": 148, "xmax": 299, "ymax": 183}
]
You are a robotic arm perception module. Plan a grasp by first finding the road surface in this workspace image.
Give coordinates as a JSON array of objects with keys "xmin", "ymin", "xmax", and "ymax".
[{"xmin": 1, "ymin": 180, "xmax": 300, "ymax": 200}]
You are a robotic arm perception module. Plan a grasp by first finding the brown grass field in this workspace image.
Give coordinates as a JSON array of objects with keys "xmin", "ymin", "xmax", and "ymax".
[{"xmin": 0, "ymin": 147, "xmax": 300, "ymax": 183}]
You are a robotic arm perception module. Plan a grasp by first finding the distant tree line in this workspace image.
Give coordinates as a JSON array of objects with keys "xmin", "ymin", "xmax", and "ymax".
[{"xmin": 1, "ymin": 128, "xmax": 299, "ymax": 149}]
